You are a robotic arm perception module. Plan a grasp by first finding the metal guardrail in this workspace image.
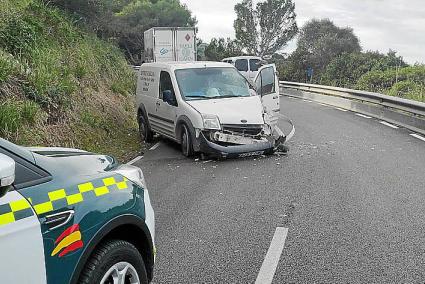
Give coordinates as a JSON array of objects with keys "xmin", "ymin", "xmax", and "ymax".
[
  {"xmin": 280, "ymin": 81, "xmax": 425, "ymax": 135},
  {"xmin": 280, "ymin": 81, "xmax": 425, "ymax": 117}
]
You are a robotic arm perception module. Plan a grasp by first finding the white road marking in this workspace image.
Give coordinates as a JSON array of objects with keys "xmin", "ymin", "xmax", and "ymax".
[
  {"xmin": 355, "ymin": 113, "xmax": 372, "ymax": 119},
  {"xmin": 334, "ymin": 107, "xmax": 348, "ymax": 112},
  {"xmin": 127, "ymin": 156, "xmax": 143, "ymax": 165},
  {"xmin": 255, "ymin": 227, "xmax": 289, "ymax": 284},
  {"xmin": 379, "ymin": 121, "xmax": 399, "ymax": 129},
  {"xmin": 317, "ymin": 103, "xmax": 329, "ymax": 107},
  {"xmin": 149, "ymin": 142, "xmax": 161, "ymax": 151},
  {"xmin": 410, "ymin": 133, "xmax": 425, "ymax": 142}
]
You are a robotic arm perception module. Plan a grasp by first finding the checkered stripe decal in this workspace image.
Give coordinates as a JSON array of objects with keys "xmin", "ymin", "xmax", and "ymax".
[
  {"xmin": 29, "ymin": 176, "xmax": 131, "ymax": 216},
  {"xmin": 0, "ymin": 198, "xmax": 34, "ymax": 227}
]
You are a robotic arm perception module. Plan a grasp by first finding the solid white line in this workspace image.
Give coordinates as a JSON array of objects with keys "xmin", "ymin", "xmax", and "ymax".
[
  {"xmin": 379, "ymin": 121, "xmax": 399, "ymax": 129},
  {"xmin": 127, "ymin": 156, "xmax": 143, "ymax": 165},
  {"xmin": 149, "ymin": 142, "xmax": 161, "ymax": 151},
  {"xmin": 355, "ymin": 113, "xmax": 372, "ymax": 119},
  {"xmin": 255, "ymin": 227, "xmax": 289, "ymax": 284},
  {"xmin": 410, "ymin": 134, "xmax": 425, "ymax": 142},
  {"xmin": 317, "ymin": 103, "xmax": 329, "ymax": 107},
  {"xmin": 334, "ymin": 107, "xmax": 348, "ymax": 112}
]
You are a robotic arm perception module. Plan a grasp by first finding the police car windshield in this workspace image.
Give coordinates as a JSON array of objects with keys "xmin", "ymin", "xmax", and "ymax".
[{"xmin": 175, "ymin": 67, "xmax": 251, "ymax": 101}]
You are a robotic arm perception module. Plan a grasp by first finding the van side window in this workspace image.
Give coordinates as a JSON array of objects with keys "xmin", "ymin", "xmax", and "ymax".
[
  {"xmin": 159, "ymin": 71, "xmax": 174, "ymax": 98},
  {"xmin": 250, "ymin": 59, "xmax": 261, "ymax": 72},
  {"xmin": 235, "ymin": 59, "xmax": 248, "ymax": 72}
]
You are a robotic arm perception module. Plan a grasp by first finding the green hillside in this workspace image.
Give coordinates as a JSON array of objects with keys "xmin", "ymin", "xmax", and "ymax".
[{"xmin": 0, "ymin": 0, "xmax": 141, "ymax": 161}]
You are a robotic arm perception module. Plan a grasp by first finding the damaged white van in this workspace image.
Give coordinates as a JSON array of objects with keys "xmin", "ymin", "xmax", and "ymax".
[{"xmin": 136, "ymin": 61, "xmax": 294, "ymax": 159}]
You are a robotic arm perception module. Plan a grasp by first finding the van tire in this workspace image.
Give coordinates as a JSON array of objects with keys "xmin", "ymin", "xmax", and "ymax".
[
  {"xmin": 138, "ymin": 113, "xmax": 153, "ymax": 143},
  {"xmin": 181, "ymin": 124, "xmax": 194, "ymax": 157}
]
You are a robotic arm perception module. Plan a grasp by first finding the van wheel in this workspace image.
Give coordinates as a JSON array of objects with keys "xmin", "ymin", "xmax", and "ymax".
[
  {"xmin": 79, "ymin": 240, "xmax": 148, "ymax": 284},
  {"xmin": 138, "ymin": 113, "xmax": 153, "ymax": 143},
  {"xmin": 181, "ymin": 124, "xmax": 194, "ymax": 157}
]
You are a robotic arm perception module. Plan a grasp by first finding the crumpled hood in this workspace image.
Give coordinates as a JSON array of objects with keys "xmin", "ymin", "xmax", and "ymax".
[{"xmin": 187, "ymin": 96, "xmax": 265, "ymax": 125}]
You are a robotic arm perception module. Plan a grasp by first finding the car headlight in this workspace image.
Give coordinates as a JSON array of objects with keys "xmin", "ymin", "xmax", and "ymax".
[{"xmin": 202, "ymin": 114, "xmax": 221, "ymax": 130}]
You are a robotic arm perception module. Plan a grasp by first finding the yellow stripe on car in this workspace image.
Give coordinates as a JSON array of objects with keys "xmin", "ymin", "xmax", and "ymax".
[
  {"xmin": 0, "ymin": 198, "xmax": 34, "ymax": 227},
  {"xmin": 29, "ymin": 175, "xmax": 131, "ymax": 216}
]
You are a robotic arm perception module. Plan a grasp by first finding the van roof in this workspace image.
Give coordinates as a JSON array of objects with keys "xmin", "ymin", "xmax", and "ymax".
[{"xmin": 141, "ymin": 61, "xmax": 233, "ymax": 70}]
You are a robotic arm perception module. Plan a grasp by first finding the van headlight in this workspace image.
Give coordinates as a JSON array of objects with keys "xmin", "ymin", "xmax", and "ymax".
[{"xmin": 202, "ymin": 114, "xmax": 221, "ymax": 130}]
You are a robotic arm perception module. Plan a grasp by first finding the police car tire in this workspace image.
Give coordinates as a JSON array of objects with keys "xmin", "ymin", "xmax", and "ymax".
[
  {"xmin": 79, "ymin": 239, "xmax": 148, "ymax": 284},
  {"xmin": 139, "ymin": 113, "xmax": 153, "ymax": 143}
]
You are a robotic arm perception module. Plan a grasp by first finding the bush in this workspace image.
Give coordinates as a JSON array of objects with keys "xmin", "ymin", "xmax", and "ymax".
[
  {"xmin": 0, "ymin": 100, "xmax": 40, "ymax": 136},
  {"xmin": 356, "ymin": 65, "xmax": 425, "ymax": 102}
]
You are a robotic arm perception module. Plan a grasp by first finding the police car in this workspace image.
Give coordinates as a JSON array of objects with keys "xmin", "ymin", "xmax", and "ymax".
[{"xmin": 0, "ymin": 138, "xmax": 155, "ymax": 284}]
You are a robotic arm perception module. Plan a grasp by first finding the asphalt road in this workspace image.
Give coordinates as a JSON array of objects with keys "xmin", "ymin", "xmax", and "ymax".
[{"xmin": 134, "ymin": 93, "xmax": 425, "ymax": 283}]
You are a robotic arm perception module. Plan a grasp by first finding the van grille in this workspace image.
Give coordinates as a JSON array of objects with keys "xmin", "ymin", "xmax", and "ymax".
[{"xmin": 222, "ymin": 124, "xmax": 263, "ymax": 136}]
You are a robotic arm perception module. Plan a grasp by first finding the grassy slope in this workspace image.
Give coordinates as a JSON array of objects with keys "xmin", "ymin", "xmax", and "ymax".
[{"xmin": 0, "ymin": 0, "xmax": 142, "ymax": 162}]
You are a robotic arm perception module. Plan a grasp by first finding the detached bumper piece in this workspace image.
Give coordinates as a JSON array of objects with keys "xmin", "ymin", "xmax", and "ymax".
[{"xmin": 198, "ymin": 132, "xmax": 274, "ymax": 159}]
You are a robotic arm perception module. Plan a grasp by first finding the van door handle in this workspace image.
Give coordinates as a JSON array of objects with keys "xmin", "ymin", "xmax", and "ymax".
[
  {"xmin": 44, "ymin": 210, "xmax": 74, "ymax": 230},
  {"xmin": 156, "ymin": 101, "xmax": 161, "ymax": 106},
  {"xmin": 273, "ymin": 96, "xmax": 279, "ymax": 99}
]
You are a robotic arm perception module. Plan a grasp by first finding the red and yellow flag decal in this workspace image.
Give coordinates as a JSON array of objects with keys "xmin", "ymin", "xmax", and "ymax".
[{"xmin": 52, "ymin": 224, "xmax": 83, "ymax": 257}]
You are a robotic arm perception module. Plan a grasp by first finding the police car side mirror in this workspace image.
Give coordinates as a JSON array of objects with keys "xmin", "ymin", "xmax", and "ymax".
[
  {"xmin": 0, "ymin": 154, "xmax": 15, "ymax": 197},
  {"xmin": 162, "ymin": 90, "xmax": 175, "ymax": 106}
]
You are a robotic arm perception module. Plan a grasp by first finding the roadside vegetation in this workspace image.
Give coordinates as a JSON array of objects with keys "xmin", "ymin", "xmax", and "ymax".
[
  {"xmin": 0, "ymin": 0, "xmax": 139, "ymax": 161},
  {"xmin": 278, "ymin": 19, "xmax": 425, "ymax": 103}
]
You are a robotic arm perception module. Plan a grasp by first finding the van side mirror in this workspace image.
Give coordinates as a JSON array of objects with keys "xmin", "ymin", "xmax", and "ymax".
[
  {"xmin": 162, "ymin": 90, "xmax": 176, "ymax": 106},
  {"xmin": 0, "ymin": 154, "xmax": 15, "ymax": 197}
]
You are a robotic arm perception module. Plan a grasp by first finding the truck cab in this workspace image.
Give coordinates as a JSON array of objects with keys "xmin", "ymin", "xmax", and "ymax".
[{"xmin": 136, "ymin": 61, "xmax": 293, "ymax": 159}]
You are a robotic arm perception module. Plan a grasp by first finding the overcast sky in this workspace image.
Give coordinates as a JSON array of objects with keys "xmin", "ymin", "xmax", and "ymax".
[{"xmin": 180, "ymin": 0, "xmax": 425, "ymax": 63}]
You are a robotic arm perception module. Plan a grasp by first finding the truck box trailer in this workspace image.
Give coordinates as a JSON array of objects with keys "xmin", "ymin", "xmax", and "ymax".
[{"xmin": 143, "ymin": 27, "xmax": 196, "ymax": 63}]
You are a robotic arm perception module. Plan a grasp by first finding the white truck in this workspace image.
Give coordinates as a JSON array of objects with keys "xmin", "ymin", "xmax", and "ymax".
[{"xmin": 143, "ymin": 27, "xmax": 196, "ymax": 63}]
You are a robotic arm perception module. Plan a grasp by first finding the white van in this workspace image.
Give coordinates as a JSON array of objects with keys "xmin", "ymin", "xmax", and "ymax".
[
  {"xmin": 136, "ymin": 61, "xmax": 293, "ymax": 158},
  {"xmin": 222, "ymin": 56, "xmax": 263, "ymax": 81}
]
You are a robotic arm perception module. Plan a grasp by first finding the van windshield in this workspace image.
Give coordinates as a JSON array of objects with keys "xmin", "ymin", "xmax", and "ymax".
[{"xmin": 175, "ymin": 67, "xmax": 251, "ymax": 101}]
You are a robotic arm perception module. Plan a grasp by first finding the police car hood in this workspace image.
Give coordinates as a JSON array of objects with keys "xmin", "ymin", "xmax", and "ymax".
[
  {"xmin": 28, "ymin": 147, "xmax": 117, "ymax": 176},
  {"xmin": 187, "ymin": 96, "xmax": 264, "ymax": 125}
]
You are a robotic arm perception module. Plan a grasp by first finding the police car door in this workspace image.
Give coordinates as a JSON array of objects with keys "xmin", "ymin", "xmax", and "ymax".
[
  {"xmin": 0, "ymin": 154, "xmax": 47, "ymax": 284},
  {"xmin": 254, "ymin": 64, "xmax": 280, "ymax": 125}
]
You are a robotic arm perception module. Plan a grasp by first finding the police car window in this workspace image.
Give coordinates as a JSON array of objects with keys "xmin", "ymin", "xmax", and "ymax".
[
  {"xmin": 235, "ymin": 59, "xmax": 248, "ymax": 72},
  {"xmin": 159, "ymin": 71, "xmax": 175, "ymax": 99},
  {"xmin": 0, "ymin": 147, "xmax": 51, "ymax": 190}
]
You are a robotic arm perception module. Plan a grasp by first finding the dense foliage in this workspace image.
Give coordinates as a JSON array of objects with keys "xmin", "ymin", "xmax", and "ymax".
[
  {"xmin": 281, "ymin": 19, "xmax": 361, "ymax": 83},
  {"xmin": 50, "ymin": 0, "xmax": 197, "ymax": 64},
  {"xmin": 278, "ymin": 18, "xmax": 424, "ymax": 102},
  {"xmin": 0, "ymin": 0, "xmax": 141, "ymax": 160},
  {"xmin": 204, "ymin": 38, "xmax": 244, "ymax": 61}
]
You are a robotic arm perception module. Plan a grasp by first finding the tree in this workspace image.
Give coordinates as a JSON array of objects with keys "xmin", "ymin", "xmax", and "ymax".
[
  {"xmin": 234, "ymin": 0, "xmax": 297, "ymax": 57},
  {"xmin": 295, "ymin": 19, "xmax": 361, "ymax": 82},
  {"xmin": 204, "ymin": 38, "xmax": 244, "ymax": 61}
]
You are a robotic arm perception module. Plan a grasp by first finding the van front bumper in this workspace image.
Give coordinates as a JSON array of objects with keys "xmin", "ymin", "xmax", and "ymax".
[{"xmin": 198, "ymin": 132, "xmax": 274, "ymax": 159}]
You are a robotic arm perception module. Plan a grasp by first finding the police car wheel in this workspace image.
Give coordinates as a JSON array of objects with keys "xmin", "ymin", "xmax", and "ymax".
[
  {"xmin": 181, "ymin": 124, "xmax": 194, "ymax": 157},
  {"xmin": 79, "ymin": 240, "xmax": 148, "ymax": 284},
  {"xmin": 138, "ymin": 114, "xmax": 153, "ymax": 143}
]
